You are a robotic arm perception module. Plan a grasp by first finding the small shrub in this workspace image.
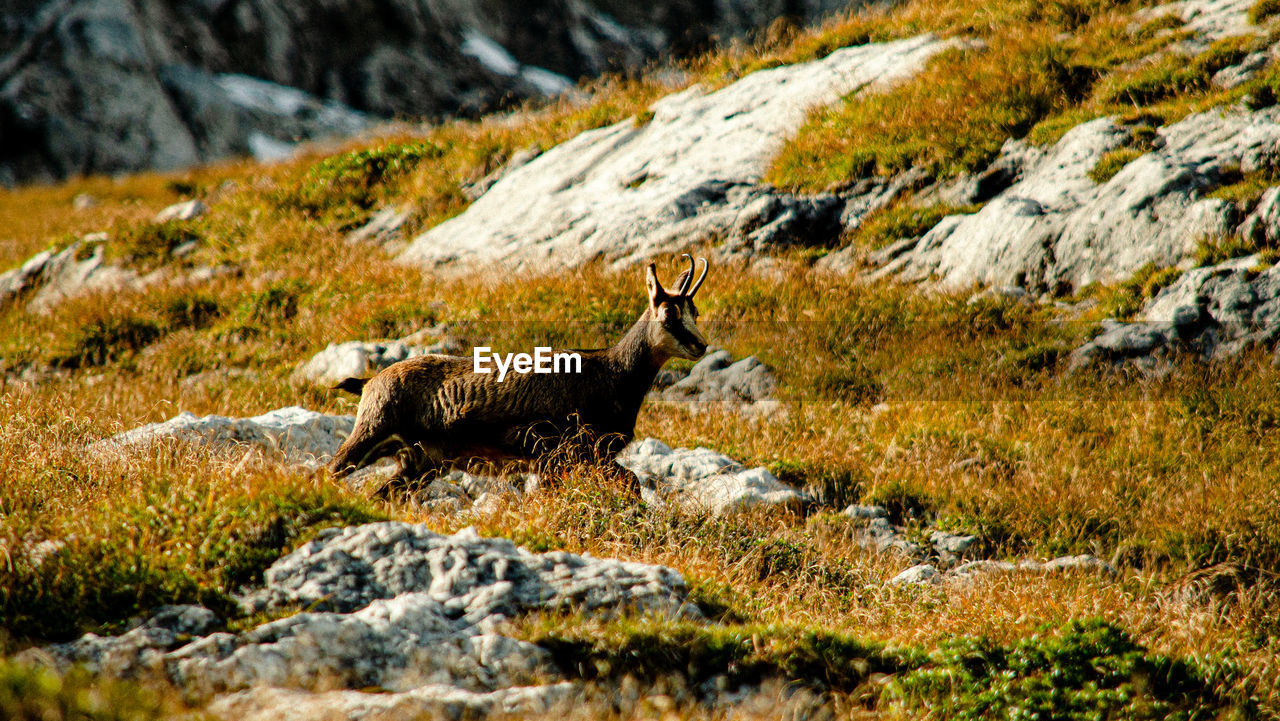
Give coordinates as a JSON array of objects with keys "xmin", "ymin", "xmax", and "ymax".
[
  {"xmin": 1195, "ymin": 234, "xmax": 1257, "ymax": 267},
  {"xmin": 162, "ymin": 293, "xmax": 222, "ymax": 329},
  {"xmin": 109, "ymin": 221, "xmax": 199, "ymax": 269},
  {"xmin": 1249, "ymin": 0, "xmax": 1280, "ymax": 24},
  {"xmin": 237, "ymin": 281, "xmax": 306, "ymax": 324},
  {"xmin": 813, "ymin": 364, "xmax": 883, "ymax": 405},
  {"xmin": 1088, "ymin": 147, "xmax": 1145, "ymax": 184},
  {"xmin": 770, "ymin": 459, "xmax": 866, "ymax": 509},
  {"xmin": 52, "ymin": 315, "xmax": 164, "ymax": 368},
  {"xmin": 863, "ymin": 480, "xmax": 934, "ymax": 524},
  {"xmin": 852, "ymin": 203, "xmax": 982, "ymax": 250},
  {"xmin": 886, "ymin": 619, "xmax": 1254, "ymax": 720}
]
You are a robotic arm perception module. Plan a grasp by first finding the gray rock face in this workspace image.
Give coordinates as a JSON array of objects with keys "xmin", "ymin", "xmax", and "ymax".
[
  {"xmin": 102, "ymin": 407, "xmax": 356, "ymax": 464},
  {"xmin": 1070, "ymin": 254, "xmax": 1280, "ymax": 368},
  {"xmin": 1, "ymin": 0, "xmax": 854, "ymax": 185},
  {"xmin": 876, "ymin": 106, "xmax": 1280, "ymax": 293},
  {"xmin": 34, "ymin": 524, "xmax": 695, "ymax": 716},
  {"xmin": 398, "ymin": 35, "xmax": 952, "ymax": 274}
]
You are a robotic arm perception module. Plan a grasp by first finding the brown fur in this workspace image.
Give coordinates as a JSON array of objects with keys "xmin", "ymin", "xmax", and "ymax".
[{"xmin": 329, "ymin": 258, "xmax": 710, "ymax": 489}]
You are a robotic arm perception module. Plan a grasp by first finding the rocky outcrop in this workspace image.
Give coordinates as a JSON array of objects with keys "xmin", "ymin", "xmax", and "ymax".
[
  {"xmin": 32, "ymin": 523, "xmax": 696, "ymax": 717},
  {"xmin": 1, "ymin": 0, "xmax": 854, "ymax": 185},
  {"xmin": 1070, "ymin": 253, "xmax": 1280, "ymax": 369},
  {"xmin": 0, "ymin": 227, "xmax": 238, "ymax": 315},
  {"xmin": 872, "ymin": 107, "xmax": 1280, "ymax": 293},
  {"xmin": 397, "ymin": 35, "xmax": 952, "ymax": 274}
]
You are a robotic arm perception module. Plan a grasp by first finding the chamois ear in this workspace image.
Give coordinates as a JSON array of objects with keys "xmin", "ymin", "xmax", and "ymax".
[{"xmin": 645, "ymin": 263, "xmax": 668, "ymax": 307}]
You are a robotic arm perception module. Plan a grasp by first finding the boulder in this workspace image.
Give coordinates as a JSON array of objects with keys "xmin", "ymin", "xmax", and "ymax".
[
  {"xmin": 33, "ymin": 524, "xmax": 696, "ymax": 714},
  {"xmin": 294, "ymin": 333, "xmax": 465, "ymax": 387},
  {"xmin": 153, "ymin": 199, "xmax": 208, "ymax": 223},
  {"xmin": 657, "ymin": 349, "xmax": 778, "ymax": 405},
  {"xmin": 206, "ymin": 683, "xmax": 576, "ymax": 721},
  {"xmin": 398, "ymin": 35, "xmax": 953, "ymax": 274},
  {"xmin": 890, "ymin": 563, "xmax": 940, "ymax": 586},
  {"xmin": 101, "ymin": 406, "xmax": 356, "ymax": 463},
  {"xmin": 618, "ymin": 438, "xmax": 809, "ymax": 514},
  {"xmin": 890, "ymin": 555, "xmax": 1117, "ymax": 587}
]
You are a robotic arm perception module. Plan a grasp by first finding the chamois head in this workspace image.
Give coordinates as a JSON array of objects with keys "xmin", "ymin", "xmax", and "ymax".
[{"xmin": 644, "ymin": 254, "xmax": 709, "ymax": 361}]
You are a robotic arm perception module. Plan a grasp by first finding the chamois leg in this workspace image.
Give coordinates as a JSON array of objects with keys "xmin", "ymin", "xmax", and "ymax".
[{"xmin": 374, "ymin": 439, "xmax": 449, "ymax": 498}]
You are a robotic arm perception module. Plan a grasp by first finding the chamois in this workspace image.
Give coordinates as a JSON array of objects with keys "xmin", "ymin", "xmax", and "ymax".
[{"xmin": 329, "ymin": 256, "xmax": 711, "ymax": 489}]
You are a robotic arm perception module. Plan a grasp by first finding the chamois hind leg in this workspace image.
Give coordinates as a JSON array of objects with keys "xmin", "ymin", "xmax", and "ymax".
[{"xmin": 373, "ymin": 439, "xmax": 449, "ymax": 498}]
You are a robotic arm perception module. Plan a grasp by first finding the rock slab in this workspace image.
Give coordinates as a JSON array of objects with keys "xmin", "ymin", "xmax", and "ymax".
[{"xmin": 398, "ymin": 35, "xmax": 952, "ymax": 274}]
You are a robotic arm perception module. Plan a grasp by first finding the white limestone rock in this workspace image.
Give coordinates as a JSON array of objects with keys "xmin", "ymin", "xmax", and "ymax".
[
  {"xmin": 890, "ymin": 563, "xmax": 940, "ymax": 586},
  {"xmin": 398, "ymin": 35, "xmax": 952, "ymax": 274},
  {"xmin": 618, "ymin": 438, "xmax": 807, "ymax": 514},
  {"xmin": 207, "ymin": 683, "xmax": 576, "ymax": 721},
  {"xmin": 878, "ymin": 106, "xmax": 1280, "ymax": 293},
  {"xmin": 294, "ymin": 334, "xmax": 465, "ymax": 387},
  {"xmin": 153, "ymin": 199, "xmax": 208, "ymax": 223},
  {"xmin": 37, "ymin": 524, "xmax": 697, "ymax": 706},
  {"xmin": 102, "ymin": 407, "xmax": 355, "ymax": 463},
  {"xmin": 948, "ymin": 555, "xmax": 1117, "ymax": 581}
]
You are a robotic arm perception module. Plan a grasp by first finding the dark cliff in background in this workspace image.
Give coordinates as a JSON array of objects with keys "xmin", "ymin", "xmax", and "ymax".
[{"xmin": 0, "ymin": 0, "xmax": 852, "ymax": 186}]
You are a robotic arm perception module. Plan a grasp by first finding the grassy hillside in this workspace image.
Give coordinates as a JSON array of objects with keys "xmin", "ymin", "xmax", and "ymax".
[{"xmin": 2, "ymin": 0, "xmax": 1279, "ymax": 717}]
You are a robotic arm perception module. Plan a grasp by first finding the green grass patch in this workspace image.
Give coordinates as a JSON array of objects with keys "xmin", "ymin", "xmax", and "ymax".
[
  {"xmin": 106, "ymin": 221, "xmax": 200, "ymax": 270},
  {"xmin": 1089, "ymin": 147, "xmax": 1147, "ymax": 183},
  {"xmin": 1195, "ymin": 234, "xmax": 1260, "ymax": 267},
  {"xmin": 0, "ymin": 659, "xmax": 183, "ymax": 721},
  {"xmin": 529, "ymin": 619, "xmax": 914, "ymax": 692},
  {"xmin": 49, "ymin": 315, "xmax": 164, "ymax": 369},
  {"xmin": 885, "ymin": 619, "xmax": 1256, "ymax": 720},
  {"xmin": 1090, "ymin": 263, "xmax": 1185, "ymax": 319},
  {"xmin": 1095, "ymin": 35, "xmax": 1258, "ymax": 107},
  {"xmin": 272, "ymin": 141, "xmax": 444, "ymax": 226},
  {"xmin": 770, "ymin": 34, "xmax": 1097, "ymax": 189},
  {"xmin": 851, "ymin": 203, "xmax": 982, "ymax": 250},
  {"xmin": 0, "ymin": 487, "xmax": 382, "ymax": 642},
  {"xmin": 1207, "ymin": 163, "xmax": 1280, "ymax": 208}
]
